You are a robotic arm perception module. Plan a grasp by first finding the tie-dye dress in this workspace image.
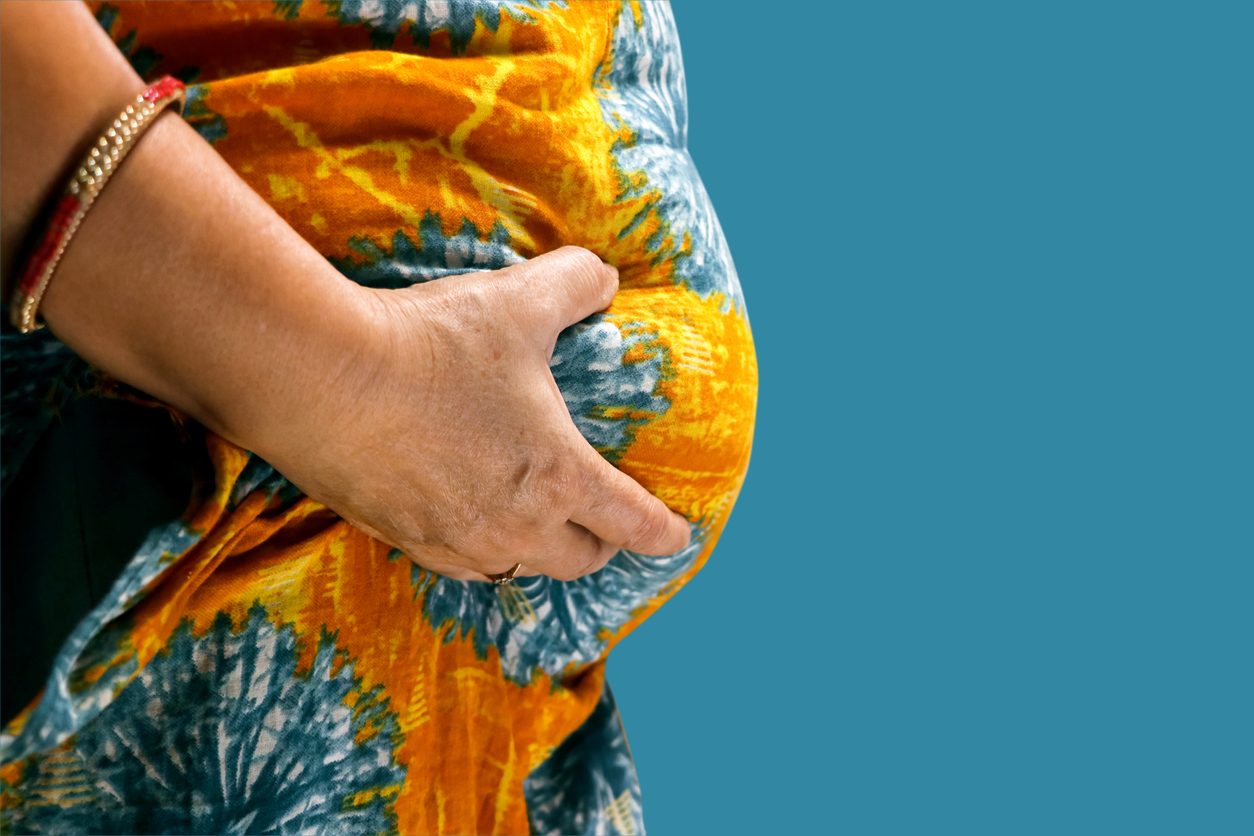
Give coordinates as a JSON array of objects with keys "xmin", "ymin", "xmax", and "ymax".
[{"xmin": 0, "ymin": 1, "xmax": 757, "ymax": 833}]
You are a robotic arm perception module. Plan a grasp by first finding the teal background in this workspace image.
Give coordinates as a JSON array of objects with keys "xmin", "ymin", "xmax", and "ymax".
[{"xmin": 610, "ymin": 2, "xmax": 1251, "ymax": 833}]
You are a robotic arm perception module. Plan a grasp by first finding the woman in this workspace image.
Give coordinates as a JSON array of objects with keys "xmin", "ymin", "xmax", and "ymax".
[{"xmin": 0, "ymin": 1, "xmax": 756, "ymax": 832}]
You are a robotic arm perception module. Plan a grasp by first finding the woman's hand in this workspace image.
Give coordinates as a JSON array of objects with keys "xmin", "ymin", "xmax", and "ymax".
[
  {"xmin": 243, "ymin": 248, "xmax": 691, "ymax": 582},
  {"xmin": 4, "ymin": 2, "xmax": 686, "ymax": 584}
]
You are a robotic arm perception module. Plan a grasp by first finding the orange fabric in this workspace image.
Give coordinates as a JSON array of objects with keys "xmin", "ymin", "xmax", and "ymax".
[{"xmin": 1, "ymin": 2, "xmax": 756, "ymax": 832}]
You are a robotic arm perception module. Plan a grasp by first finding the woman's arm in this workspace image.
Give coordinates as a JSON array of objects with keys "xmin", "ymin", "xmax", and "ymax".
[
  {"xmin": 1, "ymin": 2, "xmax": 375, "ymax": 449},
  {"xmin": 0, "ymin": 1, "xmax": 689, "ymax": 581}
]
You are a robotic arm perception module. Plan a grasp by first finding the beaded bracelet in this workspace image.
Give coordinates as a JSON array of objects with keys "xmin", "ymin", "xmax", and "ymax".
[{"xmin": 8, "ymin": 76, "xmax": 186, "ymax": 334}]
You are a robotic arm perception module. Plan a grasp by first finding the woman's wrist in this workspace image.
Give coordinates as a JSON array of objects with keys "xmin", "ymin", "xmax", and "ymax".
[
  {"xmin": 2, "ymin": 2, "xmax": 388, "ymax": 462},
  {"xmin": 38, "ymin": 107, "xmax": 381, "ymax": 459}
]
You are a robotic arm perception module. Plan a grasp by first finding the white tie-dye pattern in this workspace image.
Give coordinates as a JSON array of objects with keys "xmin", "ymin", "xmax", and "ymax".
[{"xmin": 2, "ymin": 608, "xmax": 404, "ymax": 833}]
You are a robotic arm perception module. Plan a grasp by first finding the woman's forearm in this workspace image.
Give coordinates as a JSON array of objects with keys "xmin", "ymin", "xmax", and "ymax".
[
  {"xmin": 40, "ymin": 108, "xmax": 376, "ymax": 452},
  {"xmin": 1, "ymin": 1, "xmax": 375, "ymax": 454}
]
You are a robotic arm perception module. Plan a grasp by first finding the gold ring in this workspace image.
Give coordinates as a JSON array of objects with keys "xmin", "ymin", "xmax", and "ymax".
[{"xmin": 486, "ymin": 562, "xmax": 523, "ymax": 585}]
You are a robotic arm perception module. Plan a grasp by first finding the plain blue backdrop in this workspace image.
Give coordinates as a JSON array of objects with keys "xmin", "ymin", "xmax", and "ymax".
[{"xmin": 609, "ymin": 2, "xmax": 1252, "ymax": 833}]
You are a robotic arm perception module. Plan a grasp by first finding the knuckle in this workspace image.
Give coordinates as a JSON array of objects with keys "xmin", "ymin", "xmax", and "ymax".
[
  {"xmin": 580, "ymin": 547, "xmax": 612, "ymax": 577},
  {"xmin": 556, "ymin": 245, "xmax": 602, "ymax": 274},
  {"xmin": 626, "ymin": 506, "xmax": 666, "ymax": 551},
  {"xmin": 550, "ymin": 550, "xmax": 601, "ymax": 583},
  {"xmin": 441, "ymin": 276, "xmax": 506, "ymax": 332},
  {"xmin": 596, "ymin": 538, "xmax": 621, "ymax": 565},
  {"xmin": 524, "ymin": 291, "xmax": 563, "ymax": 329},
  {"xmin": 542, "ymin": 463, "xmax": 577, "ymax": 510},
  {"xmin": 456, "ymin": 281, "xmax": 499, "ymax": 326},
  {"xmin": 511, "ymin": 454, "xmax": 574, "ymax": 514},
  {"xmin": 525, "ymin": 524, "xmax": 603, "ymax": 583},
  {"xmin": 557, "ymin": 247, "xmax": 611, "ymax": 293},
  {"xmin": 578, "ymin": 539, "xmax": 614, "ymax": 577}
]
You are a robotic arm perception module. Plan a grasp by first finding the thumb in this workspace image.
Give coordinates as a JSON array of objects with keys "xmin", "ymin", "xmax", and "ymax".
[{"xmin": 509, "ymin": 246, "xmax": 619, "ymax": 335}]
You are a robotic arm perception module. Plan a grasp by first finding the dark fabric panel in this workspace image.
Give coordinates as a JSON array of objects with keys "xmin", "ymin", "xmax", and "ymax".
[{"xmin": 2, "ymin": 394, "xmax": 200, "ymax": 724}]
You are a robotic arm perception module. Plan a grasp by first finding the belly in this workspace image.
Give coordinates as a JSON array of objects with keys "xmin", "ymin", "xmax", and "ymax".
[
  {"xmin": 26, "ymin": 2, "xmax": 758, "ymax": 830},
  {"xmin": 136, "ymin": 0, "xmax": 760, "ymax": 546}
]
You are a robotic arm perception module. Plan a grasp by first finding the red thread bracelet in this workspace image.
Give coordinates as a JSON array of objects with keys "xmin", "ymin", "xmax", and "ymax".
[{"xmin": 9, "ymin": 76, "xmax": 186, "ymax": 334}]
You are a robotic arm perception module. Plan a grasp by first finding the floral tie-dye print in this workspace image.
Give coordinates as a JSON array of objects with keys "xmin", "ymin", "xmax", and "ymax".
[
  {"xmin": 4, "ymin": 606, "xmax": 406, "ymax": 834},
  {"xmin": 0, "ymin": 1, "xmax": 756, "ymax": 832}
]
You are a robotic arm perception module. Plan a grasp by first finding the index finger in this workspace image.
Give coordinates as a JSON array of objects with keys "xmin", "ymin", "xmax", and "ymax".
[{"xmin": 569, "ymin": 446, "xmax": 692, "ymax": 556}]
